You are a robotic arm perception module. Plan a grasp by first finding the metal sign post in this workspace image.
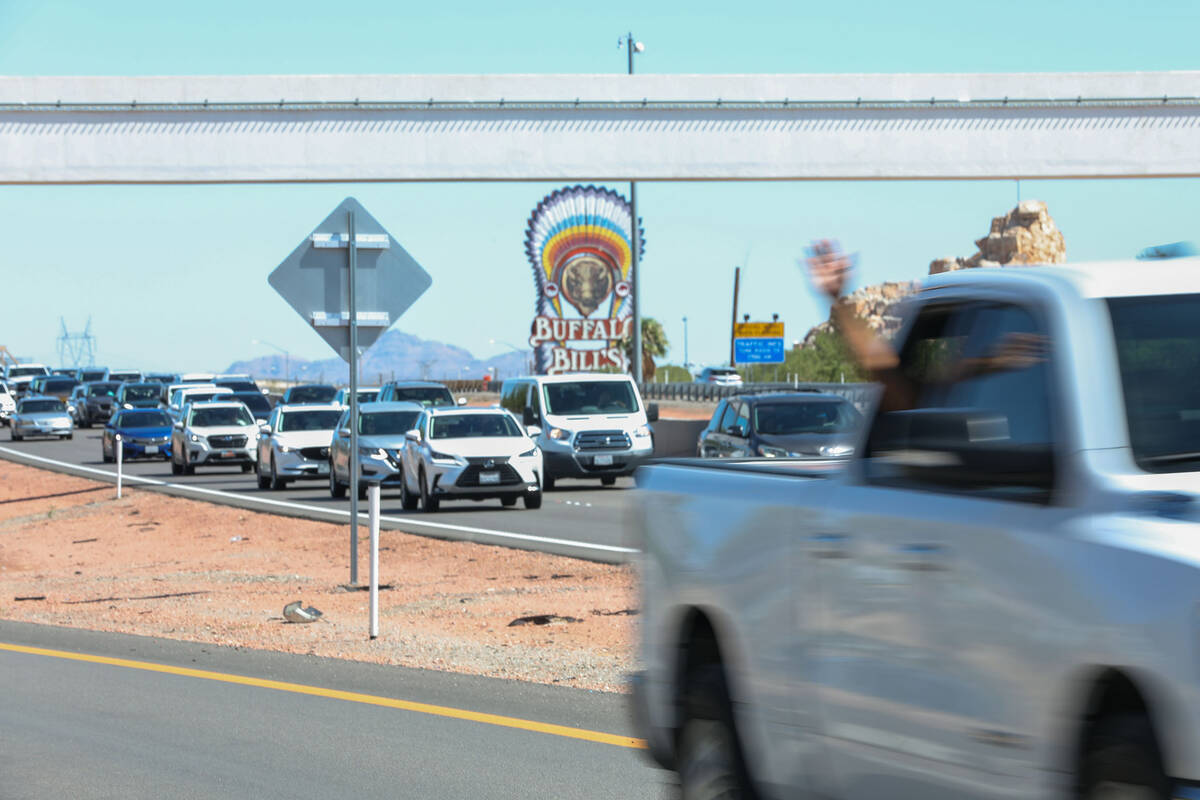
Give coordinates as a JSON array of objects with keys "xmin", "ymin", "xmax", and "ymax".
[
  {"xmin": 268, "ymin": 197, "xmax": 433, "ymax": 587},
  {"xmin": 368, "ymin": 481, "xmax": 380, "ymax": 639},
  {"xmin": 115, "ymin": 434, "xmax": 123, "ymax": 499}
]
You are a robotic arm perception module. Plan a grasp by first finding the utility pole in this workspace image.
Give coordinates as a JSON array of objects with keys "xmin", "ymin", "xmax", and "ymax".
[
  {"xmin": 729, "ymin": 267, "xmax": 741, "ymax": 367},
  {"xmin": 623, "ymin": 32, "xmax": 644, "ymax": 385},
  {"xmin": 682, "ymin": 316, "xmax": 689, "ymax": 373}
]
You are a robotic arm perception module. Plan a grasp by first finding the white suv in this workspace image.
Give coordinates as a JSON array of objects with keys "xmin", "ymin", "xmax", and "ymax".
[
  {"xmin": 170, "ymin": 401, "xmax": 259, "ymax": 475},
  {"xmin": 256, "ymin": 403, "xmax": 342, "ymax": 490},
  {"xmin": 0, "ymin": 381, "xmax": 15, "ymax": 425},
  {"xmin": 400, "ymin": 407, "xmax": 542, "ymax": 512}
]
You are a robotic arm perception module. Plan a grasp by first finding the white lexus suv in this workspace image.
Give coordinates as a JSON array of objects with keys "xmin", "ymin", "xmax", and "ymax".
[
  {"xmin": 256, "ymin": 403, "xmax": 342, "ymax": 490},
  {"xmin": 170, "ymin": 400, "xmax": 259, "ymax": 475},
  {"xmin": 399, "ymin": 407, "xmax": 542, "ymax": 512}
]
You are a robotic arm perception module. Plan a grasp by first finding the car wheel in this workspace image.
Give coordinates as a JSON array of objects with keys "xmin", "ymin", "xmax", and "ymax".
[
  {"xmin": 255, "ymin": 455, "xmax": 270, "ymax": 490},
  {"xmin": 543, "ymin": 475, "xmax": 556, "ymax": 491},
  {"xmin": 329, "ymin": 464, "xmax": 347, "ymax": 498},
  {"xmin": 269, "ymin": 455, "xmax": 288, "ymax": 490},
  {"xmin": 240, "ymin": 462, "xmax": 252, "ymax": 473},
  {"xmin": 522, "ymin": 491, "xmax": 542, "ymax": 510},
  {"xmin": 10, "ymin": 429, "xmax": 20, "ymax": 441},
  {"xmin": 500, "ymin": 495, "xmax": 518, "ymax": 507},
  {"xmin": 170, "ymin": 446, "xmax": 182, "ymax": 475},
  {"xmin": 601, "ymin": 476, "xmax": 617, "ymax": 487},
  {"xmin": 64, "ymin": 433, "xmax": 73, "ymax": 441},
  {"xmin": 356, "ymin": 479, "xmax": 367, "ymax": 501},
  {"xmin": 1081, "ymin": 715, "xmax": 1168, "ymax": 800},
  {"xmin": 399, "ymin": 469, "xmax": 419, "ymax": 511},
  {"xmin": 103, "ymin": 445, "xmax": 113, "ymax": 463},
  {"xmin": 677, "ymin": 664, "xmax": 757, "ymax": 800},
  {"xmin": 419, "ymin": 470, "xmax": 439, "ymax": 513}
]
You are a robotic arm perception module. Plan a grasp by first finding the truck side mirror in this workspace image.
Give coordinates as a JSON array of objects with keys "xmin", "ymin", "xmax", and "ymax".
[
  {"xmin": 406, "ymin": 429, "xmax": 422, "ymax": 443},
  {"xmin": 646, "ymin": 403, "xmax": 660, "ymax": 423},
  {"xmin": 522, "ymin": 407, "xmax": 537, "ymax": 427}
]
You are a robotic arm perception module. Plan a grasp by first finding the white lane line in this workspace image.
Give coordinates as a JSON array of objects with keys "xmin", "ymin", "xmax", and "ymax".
[{"xmin": 0, "ymin": 446, "xmax": 639, "ymax": 556}]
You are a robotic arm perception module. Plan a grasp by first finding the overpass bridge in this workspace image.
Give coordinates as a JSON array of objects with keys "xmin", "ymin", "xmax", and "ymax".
[{"xmin": 1, "ymin": 72, "xmax": 1198, "ymax": 184}]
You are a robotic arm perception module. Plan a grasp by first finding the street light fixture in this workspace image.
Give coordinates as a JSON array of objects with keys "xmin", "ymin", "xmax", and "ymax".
[{"xmin": 251, "ymin": 338, "xmax": 290, "ymax": 387}]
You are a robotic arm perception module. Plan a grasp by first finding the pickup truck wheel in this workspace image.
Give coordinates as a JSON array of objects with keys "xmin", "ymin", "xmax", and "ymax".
[
  {"xmin": 679, "ymin": 666, "xmax": 756, "ymax": 800},
  {"xmin": 1082, "ymin": 715, "xmax": 1168, "ymax": 800}
]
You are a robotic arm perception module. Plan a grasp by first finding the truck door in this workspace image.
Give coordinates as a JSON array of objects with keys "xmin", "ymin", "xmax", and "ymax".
[{"xmin": 816, "ymin": 300, "xmax": 1070, "ymax": 800}]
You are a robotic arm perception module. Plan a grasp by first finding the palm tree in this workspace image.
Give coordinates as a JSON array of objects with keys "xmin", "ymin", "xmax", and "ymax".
[{"xmin": 620, "ymin": 317, "xmax": 670, "ymax": 383}]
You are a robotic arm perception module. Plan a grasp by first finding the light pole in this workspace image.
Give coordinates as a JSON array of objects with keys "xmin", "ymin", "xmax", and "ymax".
[
  {"xmin": 490, "ymin": 338, "xmax": 533, "ymax": 375},
  {"xmin": 621, "ymin": 32, "xmax": 645, "ymax": 385},
  {"xmin": 682, "ymin": 316, "xmax": 689, "ymax": 373},
  {"xmin": 252, "ymin": 339, "xmax": 290, "ymax": 387}
]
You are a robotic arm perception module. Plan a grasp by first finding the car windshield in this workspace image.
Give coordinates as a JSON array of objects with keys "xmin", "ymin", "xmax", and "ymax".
[
  {"xmin": 10, "ymin": 366, "xmax": 47, "ymax": 378},
  {"xmin": 754, "ymin": 401, "xmax": 860, "ymax": 435},
  {"xmin": 430, "ymin": 413, "xmax": 523, "ymax": 439},
  {"xmin": 191, "ymin": 407, "xmax": 255, "ymax": 427},
  {"xmin": 286, "ymin": 386, "xmax": 338, "ymax": 404},
  {"xmin": 19, "ymin": 399, "xmax": 65, "ymax": 414},
  {"xmin": 184, "ymin": 392, "xmax": 222, "ymax": 404},
  {"xmin": 543, "ymin": 381, "xmax": 638, "ymax": 415},
  {"xmin": 117, "ymin": 410, "xmax": 171, "ymax": 428},
  {"xmin": 109, "ymin": 372, "xmax": 140, "ymax": 382},
  {"xmin": 278, "ymin": 409, "xmax": 342, "ymax": 432},
  {"xmin": 217, "ymin": 393, "xmax": 271, "ymax": 414},
  {"xmin": 359, "ymin": 410, "xmax": 420, "ymax": 436},
  {"xmin": 88, "ymin": 383, "xmax": 120, "ymax": 397},
  {"xmin": 356, "ymin": 390, "xmax": 379, "ymax": 404},
  {"xmin": 216, "ymin": 381, "xmax": 258, "ymax": 393},
  {"xmin": 122, "ymin": 385, "xmax": 160, "ymax": 401},
  {"xmin": 1108, "ymin": 294, "xmax": 1200, "ymax": 473},
  {"xmin": 79, "ymin": 370, "xmax": 106, "ymax": 382},
  {"xmin": 390, "ymin": 386, "xmax": 454, "ymax": 406},
  {"xmin": 41, "ymin": 378, "xmax": 77, "ymax": 394}
]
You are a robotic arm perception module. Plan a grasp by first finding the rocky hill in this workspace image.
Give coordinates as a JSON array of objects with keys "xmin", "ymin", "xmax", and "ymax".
[{"xmin": 801, "ymin": 200, "xmax": 1066, "ymax": 346}]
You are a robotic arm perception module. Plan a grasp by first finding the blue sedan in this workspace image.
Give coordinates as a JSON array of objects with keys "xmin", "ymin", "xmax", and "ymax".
[{"xmin": 102, "ymin": 408, "xmax": 174, "ymax": 462}]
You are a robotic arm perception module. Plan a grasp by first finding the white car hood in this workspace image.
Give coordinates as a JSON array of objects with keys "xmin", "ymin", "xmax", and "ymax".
[
  {"xmin": 189, "ymin": 424, "xmax": 258, "ymax": 438},
  {"xmin": 431, "ymin": 437, "xmax": 535, "ymax": 459},
  {"xmin": 274, "ymin": 429, "xmax": 336, "ymax": 448},
  {"xmin": 542, "ymin": 412, "xmax": 646, "ymax": 433}
]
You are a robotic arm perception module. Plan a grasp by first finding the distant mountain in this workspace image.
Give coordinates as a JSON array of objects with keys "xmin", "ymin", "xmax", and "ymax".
[{"xmin": 225, "ymin": 329, "xmax": 530, "ymax": 385}]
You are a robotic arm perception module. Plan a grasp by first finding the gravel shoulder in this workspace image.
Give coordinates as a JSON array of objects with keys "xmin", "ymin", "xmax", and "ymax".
[{"xmin": 0, "ymin": 460, "xmax": 636, "ymax": 692}]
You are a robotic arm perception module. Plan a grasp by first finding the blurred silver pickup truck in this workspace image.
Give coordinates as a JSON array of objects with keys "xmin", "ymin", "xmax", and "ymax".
[{"xmin": 631, "ymin": 259, "xmax": 1200, "ymax": 800}]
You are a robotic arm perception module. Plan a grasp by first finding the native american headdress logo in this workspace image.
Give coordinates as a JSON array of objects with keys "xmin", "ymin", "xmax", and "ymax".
[{"xmin": 525, "ymin": 185, "xmax": 645, "ymax": 372}]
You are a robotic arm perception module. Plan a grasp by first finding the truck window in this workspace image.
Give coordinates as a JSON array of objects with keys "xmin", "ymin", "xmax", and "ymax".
[
  {"xmin": 500, "ymin": 381, "xmax": 527, "ymax": 414},
  {"xmin": 734, "ymin": 402, "xmax": 750, "ymax": 435},
  {"xmin": 718, "ymin": 402, "xmax": 738, "ymax": 433},
  {"xmin": 706, "ymin": 400, "xmax": 728, "ymax": 432},
  {"xmin": 867, "ymin": 302, "xmax": 1056, "ymax": 501}
]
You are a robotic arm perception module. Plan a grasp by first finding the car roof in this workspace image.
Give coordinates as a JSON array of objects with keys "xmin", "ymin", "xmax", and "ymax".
[
  {"xmin": 18, "ymin": 394, "xmax": 61, "ymax": 403},
  {"xmin": 739, "ymin": 391, "xmax": 850, "ymax": 404},
  {"xmin": 359, "ymin": 401, "xmax": 423, "ymax": 412},
  {"xmin": 923, "ymin": 257, "xmax": 1200, "ymax": 300}
]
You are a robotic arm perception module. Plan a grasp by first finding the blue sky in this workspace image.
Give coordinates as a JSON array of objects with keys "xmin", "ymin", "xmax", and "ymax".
[{"xmin": 1, "ymin": 1, "xmax": 1197, "ymax": 372}]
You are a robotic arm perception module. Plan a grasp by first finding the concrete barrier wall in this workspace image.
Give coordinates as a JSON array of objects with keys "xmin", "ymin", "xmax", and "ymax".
[{"xmin": 652, "ymin": 419, "xmax": 708, "ymax": 459}]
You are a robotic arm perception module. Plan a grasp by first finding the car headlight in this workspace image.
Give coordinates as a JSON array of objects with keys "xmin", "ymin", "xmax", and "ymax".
[
  {"xmin": 547, "ymin": 427, "xmax": 570, "ymax": 441},
  {"xmin": 819, "ymin": 444, "xmax": 854, "ymax": 457},
  {"xmin": 278, "ymin": 444, "xmax": 293, "ymax": 453},
  {"xmin": 519, "ymin": 446, "xmax": 539, "ymax": 458},
  {"xmin": 758, "ymin": 445, "xmax": 789, "ymax": 458},
  {"xmin": 123, "ymin": 403, "xmax": 132, "ymax": 409},
  {"xmin": 430, "ymin": 450, "xmax": 460, "ymax": 463},
  {"xmin": 359, "ymin": 446, "xmax": 387, "ymax": 459},
  {"xmin": 633, "ymin": 424, "xmax": 652, "ymax": 438},
  {"xmin": 189, "ymin": 432, "xmax": 200, "ymax": 442}
]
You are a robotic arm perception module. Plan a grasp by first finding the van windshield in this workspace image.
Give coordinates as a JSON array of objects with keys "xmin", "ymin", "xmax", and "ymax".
[{"xmin": 543, "ymin": 381, "xmax": 638, "ymax": 415}]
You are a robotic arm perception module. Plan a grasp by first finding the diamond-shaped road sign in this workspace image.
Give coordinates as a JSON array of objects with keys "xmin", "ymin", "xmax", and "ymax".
[{"xmin": 268, "ymin": 197, "xmax": 432, "ymax": 362}]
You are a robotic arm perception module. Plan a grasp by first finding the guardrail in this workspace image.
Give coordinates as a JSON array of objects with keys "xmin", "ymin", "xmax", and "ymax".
[{"xmin": 638, "ymin": 381, "xmax": 878, "ymax": 409}]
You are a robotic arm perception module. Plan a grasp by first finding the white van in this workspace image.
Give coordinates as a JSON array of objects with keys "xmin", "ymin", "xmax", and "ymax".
[{"xmin": 499, "ymin": 373, "xmax": 658, "ymax": 490}]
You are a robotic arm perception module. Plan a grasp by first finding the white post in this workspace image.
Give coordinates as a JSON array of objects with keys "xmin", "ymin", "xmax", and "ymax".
[
  {"xmin": 115, "ymin": 433, "xmax": 123, "ymax": 499},
  {"xmin": 368, "ymin": 481, "xmax": 380, "ymax": 640}
]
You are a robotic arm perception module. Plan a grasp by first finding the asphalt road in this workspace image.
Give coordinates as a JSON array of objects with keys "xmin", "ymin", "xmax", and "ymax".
[
  {"xmin": 0, "ymin": 429, "xmax": 645, "ymax": 563},
  {"xmin": 0, "ymin": 621, "xmax": 674, "ymax": 800}
]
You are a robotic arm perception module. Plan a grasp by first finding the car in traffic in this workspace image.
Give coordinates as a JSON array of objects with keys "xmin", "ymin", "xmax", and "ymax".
[
  {"xmin": 4, "ymin": 363, "xmax": 51, "ymax": 397},
  {"xmin": 498, "ymin": 373, "xmax": 657, "ymax": 490},
  {"xmin": 116, "ymin": 382, "xmax": 166, "ymax": 410},
  {"xmin": 103, "ymin": 368, "xmax": 143, "ymax": 384},
  {"xmin": 165, "ymin": 384, "xmax": 223, "ymax": 421},
  {"xmin": 28, "ymin": 374, "xmax": 80, "ymax": 402},
  {"xmin": 214, "ymin": 376, "xmax": 261, "ymax": 394},
  {"xmin": 76, "ymin": 381, "xmax": 122, "ymax": 427},
  {"xmin": 255, "ymin": 403, "xmax": 342, "ymax": 489},
  {"xmin": 280, "ymin": 384, "xmax": 339, "ymax": 405},
  {"xmin": 0, "ymin": 381, "xmax": 17, "ymax": 426},
  {"xmin": 333, "ymin": 386, "xmax": 380, "ymax": 408},
  {"xmin": 328, "ymin": 401, "xmax": 422, "ymax": 498},
  {"xmin": 170, "ymin": 401, "xmax": 259, "ymax": 475},
  {"xmin": 178, "ymin": 372, "xmax": 216, "ymax": 384},
  {"xmin": 74, "ymin": 366, "xmax": 108, "ymax": 383},
  {"xmin": 9, "ymin": 395, "xmax": 73, "ymax": 440},
  {"xmin": 142, "ymin": 372, "xmax": 178, "ymax": 389},
  {"xmin": 696, "ymin": 366, "xmax": 743, "ymax": 386},
  {"xmin": 212, "ymin": 390, "xmax": 272, "ymax": 423},
  {"xmin": 377, "ymin": 380, "xmax": 463, "ymax": 407},
  {"xmin": 696, "ymin": 391, "xmax": 861, "ymax": 458},
  {"xmin": 400, "ymin": 407, "xmax": 542, "ymax": 511},
  {"xmin": 102, "ymin": 408, "xmax": 173, "ymax": 462}
]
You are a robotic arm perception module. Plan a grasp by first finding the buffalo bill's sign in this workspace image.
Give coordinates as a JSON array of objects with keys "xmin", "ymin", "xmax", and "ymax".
[{"xmin": 525, "ymin": 185, "xmax": 642, "ymax": 374}]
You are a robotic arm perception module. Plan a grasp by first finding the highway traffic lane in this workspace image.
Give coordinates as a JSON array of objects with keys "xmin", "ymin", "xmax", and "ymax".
[
  {"xmin": 0, "ymin": 431, "xmax": 640, "ymax": 563},
  {"xmin": 0, "ymin": 622, "xmax": 672, "ymax": 800}
]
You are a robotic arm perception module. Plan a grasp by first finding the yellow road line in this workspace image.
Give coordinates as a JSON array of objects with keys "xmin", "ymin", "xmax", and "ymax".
[{"xmin": 0, "ymin": 641, "xmax": 646, "ymax": 750}]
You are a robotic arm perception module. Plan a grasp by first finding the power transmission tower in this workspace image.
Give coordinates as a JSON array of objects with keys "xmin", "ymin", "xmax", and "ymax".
[{"xmin": 56, "ymin": 317, "xmax": 97, "ymax": 368}]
